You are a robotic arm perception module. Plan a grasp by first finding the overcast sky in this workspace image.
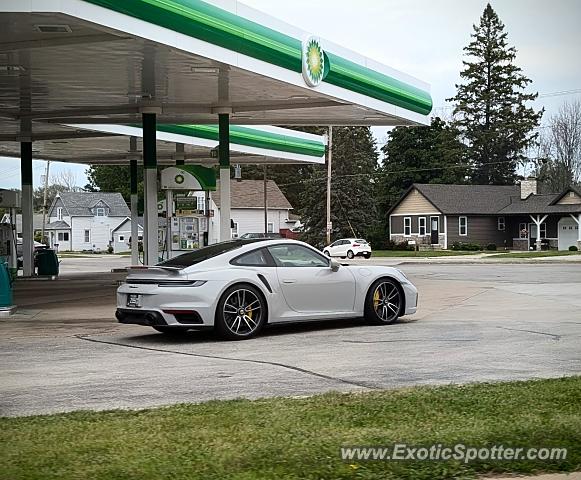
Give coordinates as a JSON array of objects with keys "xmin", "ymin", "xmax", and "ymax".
[{"xmin": 1, "ymin": 0, "xmax": 580, "ymax": 189}]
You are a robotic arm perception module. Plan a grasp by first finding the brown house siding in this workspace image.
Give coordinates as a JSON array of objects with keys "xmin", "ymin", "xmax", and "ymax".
[{"xmin": 447, "ymin": 215, "xmax": 510, "ymax": 247}]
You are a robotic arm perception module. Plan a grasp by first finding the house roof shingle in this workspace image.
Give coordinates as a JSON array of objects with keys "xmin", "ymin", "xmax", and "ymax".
[
  {"xmin": 212, "ymin": 180, "xmax": 292, "ymax": 210},
  {"xmin": 393, "ymin": 184, "xmax": 581, "ymax": 216},
  {"xmin": 58, "ymin": 192, "xmax": 130, "ymax": 217},
  {"xmin": 413, "ymin": 184, "xmax": 520, "ymax": 214}
]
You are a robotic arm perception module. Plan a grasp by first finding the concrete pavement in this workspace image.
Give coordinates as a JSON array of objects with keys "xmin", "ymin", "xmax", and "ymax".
[{"xmin": 1, "ymin": 263, "xmax": 580, "ymax": 416}]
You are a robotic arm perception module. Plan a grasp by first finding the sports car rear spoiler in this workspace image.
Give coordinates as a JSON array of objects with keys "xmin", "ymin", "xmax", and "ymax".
[{"xmin": 127, "ymin": 265, "xmax": 182, "ymax": 273}]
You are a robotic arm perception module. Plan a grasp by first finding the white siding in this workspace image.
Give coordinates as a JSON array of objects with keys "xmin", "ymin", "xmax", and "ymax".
[
  {"xmin": 208, "ymin": 201, "xmax": 291, "ymax": 243},
  {"xmin": 70, "ymin": 216, "xmax": 125, "ymax": 251}
]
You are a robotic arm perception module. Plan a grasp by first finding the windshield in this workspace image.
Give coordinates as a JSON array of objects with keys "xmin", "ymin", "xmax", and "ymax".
[{"xmin": 158, "ymin": 240, "xmax": 263, "ymax": 268}]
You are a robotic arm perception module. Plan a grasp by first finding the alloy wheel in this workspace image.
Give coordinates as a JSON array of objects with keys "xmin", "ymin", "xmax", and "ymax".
[
  {"xmin": 372, "ymin": 281, "xmax": 401, "ymax": 322},
  {"xmin": 222, "ymin": 288, "xmax": 263, "ymax": 336}
]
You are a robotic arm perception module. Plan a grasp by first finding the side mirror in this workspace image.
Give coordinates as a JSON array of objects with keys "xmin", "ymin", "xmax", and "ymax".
[{"xmin": 330, "ymin": 259, "xmax": 341, "ymax": 272}]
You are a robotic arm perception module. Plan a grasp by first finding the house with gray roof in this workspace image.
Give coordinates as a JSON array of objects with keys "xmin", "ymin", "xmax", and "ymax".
[
  {"xmin": 192, "ymin": 179, "xmax": 293, "ymax": 243},
  {"xmin": 46, "ymin": 192, "xmax": 130, "ymax": 251},
  {"xmin": 388, "ymin": 179, "xmax": 581, "ymax": 251}
]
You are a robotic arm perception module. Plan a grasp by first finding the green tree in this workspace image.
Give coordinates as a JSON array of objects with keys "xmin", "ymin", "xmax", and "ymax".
[
  {"xmin": 238, "ymin": 126, "xmax": 327, "ymax": 212},
  {"xmin": 449, "ymin": 3, "xmax": 542, "ymax": 185},
  {"xmin": 33, "ymin": 184, "xmax": 68, "ymax": 212},
  {"xmin": 299, "ymin": 127, "xmax": 378, "ymax": 247},
  {"xmin": 377, "ymin": 117, "xmax": 467, "ymax": 214},
  {"xmin": 86, "ymin": 165, "xmax": 144, "ymax": 212}
]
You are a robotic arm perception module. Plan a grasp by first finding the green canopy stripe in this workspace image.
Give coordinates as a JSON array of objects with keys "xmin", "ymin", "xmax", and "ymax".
[
  {"xmin": 83, "ymin": 0, "xmax": 432, "ymax": 115},
  {"xmin": 156, "ymin": 124, "xmax": 327, "ymax": 157}
]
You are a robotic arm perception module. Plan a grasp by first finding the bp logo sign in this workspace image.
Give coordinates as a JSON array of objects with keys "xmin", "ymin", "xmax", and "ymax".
[
  {"xmin": 174, "ymin": 174, "xmax": 185, "ymax": 185},
  {"xmin": 302, "ymin": 36, "xmax": 325, "ymax": 87}
]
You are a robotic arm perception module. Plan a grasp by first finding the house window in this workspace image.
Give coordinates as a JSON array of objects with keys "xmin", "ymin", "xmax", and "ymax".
[
  {"xmin": 84, "ymin": 230, "xmax": 90, "ymax": 243},
  {"xmin": 540, "ymin": 223, "xmax": 547, "ymax": 239},
  {"xmin": 95, "ymin": 207, "xmax": 105, "ymax": 217},
  {"xmin": 459, "ymin": 216, "xmax": 468, "ymax": 236},
  {"xmin": 57, "ymin": 232, "xmax": 69, "ymax": 241},
  {"xmin": 119, "ymin": 235, "xmax": 124, "ymax": 242},
  {"xmin": 418, "ymin": 217, "xmax": 427, "ymax": 236},
  {"xmin": 519, "ymin": 223, "xmax": 528, "ymax": 238},
  {"xmin": 404, "ymin": 217, "xmax": 412, "ymax": 237},
  {"xmin": 267, "ymin": 223, "xmax": 274, "ymax": 233},
  {"xmin": 57, "ymin": 207, "xmax": 62, "ymax": 220},
  {"xmin": 498, "ymin": 217, "xmax": 505, "ymax": 231}
]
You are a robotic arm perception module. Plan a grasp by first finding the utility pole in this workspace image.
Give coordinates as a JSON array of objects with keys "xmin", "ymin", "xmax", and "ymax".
[
  {"xmin": 326, "ymin": 126, "xmax": 333, "ymax": 245},
  {"xmin": 263, "ymin": 165, "xmax": 268, "ymax": 234},
  {"xmin": 41, "ymin": 160, "xmax": 50, "ymax": 246}
]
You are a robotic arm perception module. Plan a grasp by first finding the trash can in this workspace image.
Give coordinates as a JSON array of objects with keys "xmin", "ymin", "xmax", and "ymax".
[
  {"xmin": 36, "ymin": 249, "xmax": 59, "ymax": 276},
  {"xmin": 0, "ymin": 260, "xmax": 12, "ymax": 308}
]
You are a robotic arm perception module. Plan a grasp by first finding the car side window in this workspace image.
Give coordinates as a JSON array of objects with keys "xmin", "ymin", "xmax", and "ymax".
[
  {"xmin": 268, "ymin": 244, "xmax": 329, "ymax": 268},
  {"xmin": 231, "ymin": 248, "xmax": 270, "ymax": 266}
]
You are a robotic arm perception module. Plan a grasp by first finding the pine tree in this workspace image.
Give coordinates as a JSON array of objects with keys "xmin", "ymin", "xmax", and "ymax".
[
  {"xmin": 299, "ymin": 127, "xmax": 378, "ymax": 247},
  {"xmin": 449, "ymin": 3, "xmax": 542, "ymax": 185}
]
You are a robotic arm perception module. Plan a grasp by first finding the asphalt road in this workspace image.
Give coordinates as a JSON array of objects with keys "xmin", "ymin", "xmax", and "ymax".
[{"xmin": 1, "ymin": 264, "xmax": 580, "ymax": 416}]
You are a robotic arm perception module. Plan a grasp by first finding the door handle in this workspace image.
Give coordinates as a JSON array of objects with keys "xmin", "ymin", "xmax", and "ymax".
[{"xmin": 282, "ymin": 279, "xmax": 296, "ymax": 284}]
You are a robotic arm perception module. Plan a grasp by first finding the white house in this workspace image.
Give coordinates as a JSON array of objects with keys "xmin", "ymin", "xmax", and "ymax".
[
  {"xmin": 195, "ymin": 180, "xmax": 293, "ymax": 243},
  {"xmin": 46, "ymin": 192, "xmax": 130, "ymax": 251}
]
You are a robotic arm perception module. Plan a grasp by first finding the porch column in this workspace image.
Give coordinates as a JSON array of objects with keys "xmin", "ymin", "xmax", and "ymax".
[
  {"xmin": 218, "ymin": 112, "xmax": 231, "ymax": 242},
  {"xmin": 21, "ymin": 141, "xmax": 34, "ymax": 277},
  {"xmin": 571, "ymin": 214, "xmax": 581, "ymax": 250},
  {"xmin": 129, "ymin": 146, "xmax": 139, "ymax": 266},
  {"xmin": 142, "ymin": 112, "xmax": 158, "ymax": 265},
  {"xmin": 529, "ymin": 214, "xmax": 548, "ymax": 251}
]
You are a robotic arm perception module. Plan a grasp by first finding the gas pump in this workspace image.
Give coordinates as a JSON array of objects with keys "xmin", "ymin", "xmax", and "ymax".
[
  {"xmin": 0, "ymin": 189, "xmax": 20, "ymax": 316},
  {"xmin": 160, "ymin": 166, "xmax": 216, "ymax": 259}
]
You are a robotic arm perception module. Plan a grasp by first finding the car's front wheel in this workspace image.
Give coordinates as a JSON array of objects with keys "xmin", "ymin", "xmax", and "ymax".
[
  {"xmin": 363, "ymin": 253, "xmax": 371, "ymax": 259},
  {"xmin": 215, "ymin": 284, "xmax": 266, "ymax": 340},
  {"xmin": 364, "ymin": 278, "xmax": 402, "ymax": 325}
]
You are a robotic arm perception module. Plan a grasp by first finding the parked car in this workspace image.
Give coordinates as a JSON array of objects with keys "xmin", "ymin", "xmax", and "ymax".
[
  {"xmin": 323, "ymin": 238, "xmax": 371, "ymax": 259},
  {"xmin": 116, "ymin": 239, "xmax": 417, "ymax": 339},
  {"xmin": 16, "ymin": 239, "xmax": 48, "ymax": 268},
  {"xmin": 239, "ymin": 232, "xmax": 282, "ymax": 239}
]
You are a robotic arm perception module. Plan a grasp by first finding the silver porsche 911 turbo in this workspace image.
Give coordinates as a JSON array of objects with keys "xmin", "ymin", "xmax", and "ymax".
[{"xmin": 116, "ymin": 239, "xmax": 418, "ymax": 340}]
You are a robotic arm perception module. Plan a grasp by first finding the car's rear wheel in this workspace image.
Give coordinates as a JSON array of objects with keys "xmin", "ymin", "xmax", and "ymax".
[
  {"xmin": 152, "ymin": 326, "xmax": 190, "ymax": 334},
  {"xmin": 215, "ymin": 284, "xmax": 266, "ymax": 340},
  {"xmin": 323, "ymin": 250, "xmax": 330, "ymax": 257},
  {"xmin": 364, "ymin": 278, "xmax": 402, "ymax": 325},
  {"xmin": 347, "ymin": 250, "xmax": 354, "ymax": 259}
]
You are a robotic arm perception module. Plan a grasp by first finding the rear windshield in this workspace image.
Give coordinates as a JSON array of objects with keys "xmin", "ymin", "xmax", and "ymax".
[
  {"xmin": 355, "ymin": 239, "xmax": 368, "ymax": 243},
  {"xmin": 158, "ymin": 240, "xmax": 263, "ymax": 268}
]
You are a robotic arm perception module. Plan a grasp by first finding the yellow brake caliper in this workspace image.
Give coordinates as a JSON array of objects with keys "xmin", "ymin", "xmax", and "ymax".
[{"xmin": 373, "ymin": 289, "xmax": 381, "ymax": 309}]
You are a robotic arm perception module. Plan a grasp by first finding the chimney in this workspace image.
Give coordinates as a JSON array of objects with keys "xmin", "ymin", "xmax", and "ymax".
[{"xmin": 520, "ymin": 177, "xmax": 537, "ymax": 200}]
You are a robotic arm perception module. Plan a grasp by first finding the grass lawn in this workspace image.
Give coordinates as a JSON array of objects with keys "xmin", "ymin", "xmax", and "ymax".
[
  {"xmin": 488, "ymin": 250, "xmax": 581, "ymax": 259},
  {"xmin": 1, "ymin": 377, "xmax": 580, "ymax": 480},
  {"xmin": 372, "ymin": 250, "xmax": 479, "ymax": 257}
]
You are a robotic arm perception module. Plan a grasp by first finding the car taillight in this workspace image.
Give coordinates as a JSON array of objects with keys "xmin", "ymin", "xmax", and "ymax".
[{"xmin": 352, "ymin": 243, "xmax": 360, "ymax": 247}]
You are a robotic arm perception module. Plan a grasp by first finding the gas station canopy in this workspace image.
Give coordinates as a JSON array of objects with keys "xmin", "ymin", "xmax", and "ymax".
[
  {"xmin": 0, "ymin": 123, "xmax": 326, "ymax": 165},
  {"xmin": 0, "ymin": 0, "xmax": 432, "ymax": 142}
]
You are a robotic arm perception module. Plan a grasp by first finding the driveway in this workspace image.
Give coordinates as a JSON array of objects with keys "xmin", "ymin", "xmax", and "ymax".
[{"xmin": 1, "ymin": 264, "xmax": 580, "ymax": 416}]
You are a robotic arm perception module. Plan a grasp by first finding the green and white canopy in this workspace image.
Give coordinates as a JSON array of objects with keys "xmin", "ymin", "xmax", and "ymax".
[
  {"xmin": 0, "ymin": 0, "xmax": 432, "ymax": 149},
  {"xmin": 0, "ymin": 123, "xmax": 326, "ymax": 165}
]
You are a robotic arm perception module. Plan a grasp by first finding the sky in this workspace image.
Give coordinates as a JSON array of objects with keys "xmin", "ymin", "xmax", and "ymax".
[{"xmin": 1, "ymin": 0, "xmax": 580, "ymax": 190}]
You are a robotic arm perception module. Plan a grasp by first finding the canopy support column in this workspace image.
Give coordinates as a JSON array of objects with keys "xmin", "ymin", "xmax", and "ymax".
[
  {"xmin": 142, "ymin": 112, "xmax": 158, "ymax": 265},
  {"xmin": 129, "ymin": 137, "xmax": 139, "ymax": 265},
  {"xmin": 218, "ymin": 113, "xmax": 231, "ymax": 242},
  {"xmin": 21, "ymin": 141, "xmax": 34, "ymax": 277}
]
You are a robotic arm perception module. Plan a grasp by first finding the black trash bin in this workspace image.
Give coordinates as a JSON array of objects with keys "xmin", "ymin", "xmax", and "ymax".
[{"xmin": 36, "ymin": 249, "xmax": 59, "ymax": 276}]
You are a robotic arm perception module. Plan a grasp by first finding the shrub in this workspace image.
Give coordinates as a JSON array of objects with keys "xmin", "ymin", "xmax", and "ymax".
[
  {"xmin": 569, "ymin": 245, "xmax": 579, "ymax": 252},
  {"xmin": 486, "ymin": 243, "xmax": 497, "ymax": 251},
  {"xmin": 107, "ymin": 246, "xmax": 114, "ymax": 254},
  {"xmin": 451, "ymin": 241, "xmax": 481, "ymax": 251}
]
